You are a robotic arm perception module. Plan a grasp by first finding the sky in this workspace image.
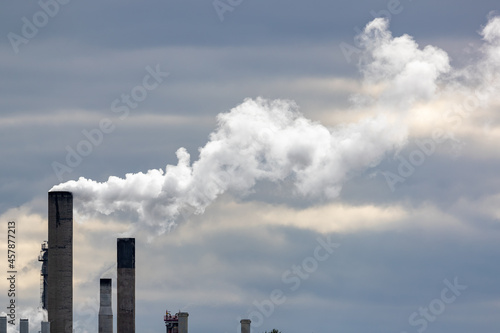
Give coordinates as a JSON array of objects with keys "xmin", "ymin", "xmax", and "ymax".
[{"xmin": 1, "ymin": 0, "xmax": 500, "ymax": 332}]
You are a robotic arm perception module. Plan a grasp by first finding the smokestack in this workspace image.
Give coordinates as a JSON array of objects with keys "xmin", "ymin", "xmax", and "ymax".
[
  {"xmin": 117, "ymin": 238, "xmax": 135, "ymax": 333},
  {"xmin": 178, "ymin": 313, "xmax": 188, "ymax": 333},
  {"xmin": 41, "ymin": 322, "xmax": 50, "ymax": 333},
  {"xmin": 0, "ymin": 316, "xmax": 6, "ymax": 333},
  {"xmin": 48, "ymin": 191, "xmax": 73, "ymax": 333},
  {"xmin": 99, "ymin": 278, "xmax": 113, "ymax": 333},
  {"xmin": 19, "ymin": 319, "xmax": 29, "ymax": 333},
  {"xmin": 240, "ymin": 319, "xmax": 250, "ymax": 333}
]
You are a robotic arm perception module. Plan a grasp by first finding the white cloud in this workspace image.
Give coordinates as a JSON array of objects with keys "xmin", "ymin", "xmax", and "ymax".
[{"xmin": 51, "ymin": 18, "xmax": 460, "ymax": 236}]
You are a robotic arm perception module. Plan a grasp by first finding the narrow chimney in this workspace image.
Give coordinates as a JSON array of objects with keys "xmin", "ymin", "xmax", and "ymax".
[
  {"xmin": 0, "ymin": 317, "xmax": 6, "ymax": 333},
  {"xmin": 19, "ymin": 319, "xmax": 29, "ymax": 333},
  {"xmin": 41, "ymin": 322, "xmax": 50, "ymax": 333},
  {"xmin": 48, "ymin": 191, "xmax": 73, "ymax": 333},
  {"xmin": 178, "ymin": 313, "xmax": 188, "ymax": 333},
  {"xmin": 99, "ymin": 279, "xmax": 113, "ymax": 333},
  {"xmin": 240, "ymin": 319, "xmax": 251, "ymax": 333},
  {"xmin": 117, "ymin": 238, "xmax": 135, "ymax": 333}
]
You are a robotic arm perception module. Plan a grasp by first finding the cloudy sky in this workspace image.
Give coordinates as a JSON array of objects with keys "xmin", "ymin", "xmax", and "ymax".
[{"xmin": 1, "ymin": 0, "xmax": 500, "ymax": 332}]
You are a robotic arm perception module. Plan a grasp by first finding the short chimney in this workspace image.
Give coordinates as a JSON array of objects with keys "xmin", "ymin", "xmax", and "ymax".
[
  {"xmin": 0, "ymin": 317, "xmax": 7, "ymax": 333},
  {"xmin": 240, "ymin": 319, "xmax": 251, "ymax": 333},
  {"xmin": 178, "ymin": 312, "xmax": 188, "ymax": 333},
  {"xmin": 19, "ymin": 319, "xmax": 29, "ymax": 333},
  {"xmin": 99, "ymin": 278, "xmax": 113, "ymax": 333},
  {"xmin": 41, "ymin": 322, "xmax": 50, "ymax": 333}
]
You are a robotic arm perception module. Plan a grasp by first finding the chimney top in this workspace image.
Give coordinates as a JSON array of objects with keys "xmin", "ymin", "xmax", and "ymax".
[{"xmin": 117, "ymin": 238, "xmax": 135, "ymax": 268}]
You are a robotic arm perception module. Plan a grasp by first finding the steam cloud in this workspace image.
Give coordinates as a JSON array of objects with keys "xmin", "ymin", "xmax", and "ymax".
[{"xmin": 51, "ymin": 17, "xmax": 500, "ymax": 234}]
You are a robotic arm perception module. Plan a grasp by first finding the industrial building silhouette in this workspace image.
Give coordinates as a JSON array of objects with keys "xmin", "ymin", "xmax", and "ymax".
[{"xmin": 0, "ymin": 192, "xmax": 252, "ymax": 333}]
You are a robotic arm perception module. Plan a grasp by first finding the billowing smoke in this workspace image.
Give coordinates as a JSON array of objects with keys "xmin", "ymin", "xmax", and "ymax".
[
  {"xmin": 356, "ymin": 18, "xmax": 450, "ymax": 107},
  {"xmin": 52, "ymin": 97, "xmax": 409, "ymax": 234},
  {"xmin": 460, "ymin": 15, "xmax": 500, "ymax": 102},
  {"xmin": 51, "ymin": 16, "xmax": 499, "ymax": 234}
]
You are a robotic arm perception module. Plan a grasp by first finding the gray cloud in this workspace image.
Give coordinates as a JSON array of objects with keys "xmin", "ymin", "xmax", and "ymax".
[{"xmin": 2, "ymin": 2, "xmax": 500, "ymax": 332}]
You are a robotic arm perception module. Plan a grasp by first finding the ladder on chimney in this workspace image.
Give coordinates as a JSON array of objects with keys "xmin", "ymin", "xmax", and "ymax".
[{"xmin": 38, "ymin": 241, "xmax": 48, "ymax": 310}]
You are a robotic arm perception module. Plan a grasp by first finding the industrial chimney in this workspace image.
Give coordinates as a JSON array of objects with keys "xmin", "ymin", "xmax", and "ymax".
[
  {"xmin": 0, "ymin": 316, "xmax": 6, "ymax": 333},
  {"xmin": 99, "ymin": 278, "xmax": 113, "ymax": 333},
  {"xmin": 178, "ymin": 313, "xmax": 188, "ymax": 333},
  {"xmin": 41, "ymin": 322, "xmax": 50, "ymax": 333},
  {"xmin": 19, "ymin": 318, "xmax": 29, "ymax": 333},
  {"xmin": 48, "ymin": 191, "xmax": 73, "ymax": 333},
  {"xmin": 117, "ymin": 238, "xmax": 135, "ymax": 333},
  {"xmin": 240, "ymin": 319, "xmax": 251, "ymax": 333}
]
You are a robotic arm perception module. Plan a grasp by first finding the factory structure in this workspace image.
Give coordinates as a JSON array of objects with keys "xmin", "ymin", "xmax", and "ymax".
[{"xmin": 0, "ymin": 191, "xmax": 253, "ymax": 333}]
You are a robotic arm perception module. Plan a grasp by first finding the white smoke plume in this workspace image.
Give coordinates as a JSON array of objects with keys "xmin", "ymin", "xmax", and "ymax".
[
  {"xmin": 51, "ymin": 16, "xmax": 500, "ymax": 235},
  {"xmin": 52, "ymin": 96, "xmax": 410, "ymax": 234},
  {"xmin": 356, "ymin": 18, "xmax": 450, "ymax": 107},
  {"xmin": 461, "ymin": 15, "xmax": 500, "ymax": 101}
]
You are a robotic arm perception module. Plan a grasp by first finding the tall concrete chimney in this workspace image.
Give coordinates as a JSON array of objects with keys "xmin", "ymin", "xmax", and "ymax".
[
  {"xmin": 99, "ymin": 278, "xmax": 113, "ymax": 333},
  {"xmin": 48, "ymin": 191, "xmax": 73, "ymax": 333},
  {"xmin": 240, "ymin": 319, "xmax": 251, "ymax": 333},
  {"xmin": 0, "ymin": 316, "xmax": 6, "ymax": 333},
  {"xmin": 117, "ymin": 238, "xmax": 135, "ymax": 333},
  {"xmin": 41, "ymin": 321, "xmax": 50, "ymax": 333},
  {"xmin": 178, "ymin": 313, "xmax": 188, "ymax": 333},
  {"xmin": 19, "ymin": 318, "xmax": 29, "ymax": 333}
]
